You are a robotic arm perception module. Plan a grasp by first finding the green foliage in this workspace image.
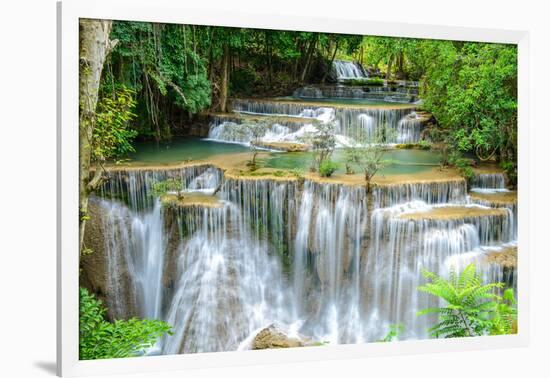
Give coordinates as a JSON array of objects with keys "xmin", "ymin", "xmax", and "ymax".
[
  {"xmin": 378, "ymin": 324, "xmax": 404, "ymax": 342},
  {"xmin": 107, "ymin": 22, "xmax": 212, "ymax": 140},
  {"xmin": 344, "ymin": 127, "xmax": 393, "ymax": 187},
  {"xmin": 449, "ymin": 152, "xmax": 475, "ymax": 180},
  {"xmin": 366, "ymin": 77, "xmax": 385, "ymax": 86},
  {"xmin": 342, "ymin": 78, "xmax": 369, "ymax": 86},
  {"xmin": 417, "ymin": 264, "xmax": 516, "ymax": 338},
  {"xmin": 417, "ymin": 140, "xmax": 432, "ymax": 150},
  {"xmin": 93, "ymin": 86, "xmax": 138, "ymax": 162},
  {"xmin": 421, "ymin": 42, "xmax": 517, "ymax": 172},
  {"xmin": 150, "ymin": 178, "xmax": 184, "ymax": 198},
  {"xmin": 230, "ymin": 118, "xmax": 271, "ymax": 170},
  {"xmin": 319, "ymin": 159, "xmax": 339, "ymax": 177},
  {"xmin": 500, "ymin": 160, "xmax": 517, "ymax": 187},
  {"xmin": 300, "ymin": 121, "xmax": 337, "ymax": 172},
  {"xmin": 79, "ymin": 288, "xmax": 172, "ymax": 360},
  {"xmin": 230, "ymin": 67, "xmax": 259, "ymax": 96},
  {"xmin": 490, "ymin": 288, "xmax": 518, "ymax": 335}
]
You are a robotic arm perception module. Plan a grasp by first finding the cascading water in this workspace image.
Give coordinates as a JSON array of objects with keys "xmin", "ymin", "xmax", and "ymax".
[
  {"xmin": 333, "ymin": 60, "xmax": 366, "ymax": 80},
  {"xmin": 471, "ymin": 173, "xmax": 506, "ymax": 190},
  {"xmin": 89, "ymin": 162, "xmax": 517, "ymax": 354},
  {"xmin": 161, "ymin": 203, "xmax": 291, "ymax": 354},
  {"xmin": 210, "ymin": 99, "xmax": 424, "ymax": 145}
]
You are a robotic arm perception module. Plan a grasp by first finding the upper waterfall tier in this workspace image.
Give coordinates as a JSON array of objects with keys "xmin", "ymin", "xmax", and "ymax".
[
  {"xmin": 333, "ymin": 60, "xmax": 367, "ymax": 80},
  {"xmin": 209, "ymin": 98, "xmax": 426, "ymax": 145},
  {"xmin": 293, "ymin": 84, "xmax": 418, "ymax": 103}
]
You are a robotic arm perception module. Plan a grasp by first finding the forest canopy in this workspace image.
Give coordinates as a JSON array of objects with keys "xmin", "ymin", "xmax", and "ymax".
[{"xmin": 99, "ymin": 22, "xmax": 517, "ymax": 173}]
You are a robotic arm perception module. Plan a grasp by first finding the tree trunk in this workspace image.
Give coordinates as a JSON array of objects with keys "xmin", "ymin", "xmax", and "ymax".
[
  {"xmin": 386, "ymin": 54, "xmax": 393, "ymax": 81},
  {"xmin": 300, "ymin": 37, "xmax": 317, "ymax": 84},
  {"xmin": 219, "ymin": 43, "xmax": 230, "ymax": 112},
  {"xmin": 207, "ymin": 27, "xmax": 215, "ymax": 82},
  {"xmin": 265, "ymin": 32, "xmax": 273, "ymax": 87},
  {"xmin": 322, "ymin": 40, "xmax": 340, "ymax": 83},
  {"xmin": 79, "ymin": 19, "xmax": 114, "ymax": 252}
]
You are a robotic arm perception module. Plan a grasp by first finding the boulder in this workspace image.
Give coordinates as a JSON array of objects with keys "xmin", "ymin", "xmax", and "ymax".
[{"xmin": 252, "ymin": 325, "xmax": 310, "ymax": 350}]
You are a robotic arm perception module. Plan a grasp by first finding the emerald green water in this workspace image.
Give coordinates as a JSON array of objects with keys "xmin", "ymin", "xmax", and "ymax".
[
  {"xmin": 128, "ymin": 137, "xmax": 249, "ymax": 164},
  {"xmin": 263, "ymin": 149, "xmax": 441, "ymax": 175},
  {"xmin": 127, "ymin": 137, "xmax": 440, "ymax": 175},
  {"xmin": 278, "ymin": 96, "xmax": 413, "ymax": 107}
]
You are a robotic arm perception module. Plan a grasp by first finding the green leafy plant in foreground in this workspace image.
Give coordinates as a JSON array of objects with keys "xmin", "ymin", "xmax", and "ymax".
[
  {"xmin": 79, "ymin": 288, "xmax": 172, "ymax": 360},
  {"xmin": 93, "ymin": 85, "xmax": 138, "ymax": 163},
  {"xmin": 378, "ymin": 324, "xmax": 404, "ymax": 342},
  {"xmin": 150, "ymin": 178, "xmax": 184, "ymax": 199},
  {"xmin": 417, "ymin": 264, "xmax": 517, "ymax": 338},
  {"xmin": 319, "ymin": 159, "xmax": 339, "ymax": 177}
]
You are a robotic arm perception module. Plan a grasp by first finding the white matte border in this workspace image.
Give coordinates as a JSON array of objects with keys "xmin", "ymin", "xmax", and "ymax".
[{"xmin": 57, "ymin": 0, "xmax": 530, "ymax": 376}]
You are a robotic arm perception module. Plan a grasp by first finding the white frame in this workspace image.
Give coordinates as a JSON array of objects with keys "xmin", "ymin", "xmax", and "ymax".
[{"xmin": 57, "ymin": 0, "xmax": 530, "ymax": 376}]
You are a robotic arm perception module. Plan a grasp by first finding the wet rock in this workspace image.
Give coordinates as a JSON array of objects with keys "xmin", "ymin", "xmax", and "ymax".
[
  {"xmin": 80, "ymin": 199, "xmax": 139, "ymax": 321},
  {"xmin": 252, "ymin": 325, "xmax": 310, "ymax": 350}
]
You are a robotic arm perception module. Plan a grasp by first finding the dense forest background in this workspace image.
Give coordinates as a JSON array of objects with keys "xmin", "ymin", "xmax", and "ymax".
[{"xmin": 96, "ymin": 21, "xmax": 517, "ymax": 168}]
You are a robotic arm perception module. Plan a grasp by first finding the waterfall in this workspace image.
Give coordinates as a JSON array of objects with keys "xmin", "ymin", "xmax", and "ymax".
[
  {"xmin": 88, "ymin": 164, "xmax": 517, "ymax": 353},
  {"xmin": 293, "ymin": 85, "xmax": 418, "ymax": 102},
  {"xmin": 396, "ymin": 112, "xmax": 422, "ymax": 143},
  {"xmin": 372, "ymin": 179, "xmax": 468, "ymax": 208},
  {"xmin": 291, "ymin": 181, "xmax": 368, "ymax": 343},
  {"xmin": 161, "ymin": 203, "xmax": 291, "ymax": 354},
  {"xmin": 91, "ymin": 197, "xmax": 166, "ymax": 320},
  {"xmin": 471, "ymin": 173, "xmax": 506, "ymax": 190},
  {"xmin": 363, "ymin": 201, "xmax": 515, "ymax": 339},
  {"xmin": 333, "ymin": 60, "xmax": 366, "ymax": 80},
  {"xmin": 216, "ymin": 99, "xmax": 422, "ymax": 145}
]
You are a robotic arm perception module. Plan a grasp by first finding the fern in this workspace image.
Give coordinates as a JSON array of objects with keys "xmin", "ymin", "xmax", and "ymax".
[{"xmin": 417, "ymin": 264, "xmax": 516, "ymax": 338}]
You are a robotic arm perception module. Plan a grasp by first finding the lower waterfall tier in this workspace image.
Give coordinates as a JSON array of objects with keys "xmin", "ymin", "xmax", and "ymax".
[{"xmin": 81, "ymin": 165, "xmax": 517, "ymax": 354}]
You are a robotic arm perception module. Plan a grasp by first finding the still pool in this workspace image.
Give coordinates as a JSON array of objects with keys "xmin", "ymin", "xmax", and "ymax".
[
  {"xmin": 127, "ymin": 137, "xmax": 441, "ymax": 175},
  {"xmin": 128, "ymin": 137, "xmax": 249, "ymax": 163},
  {"xmin": 262, "ymin": 149, "xmax": 441, "ymax": 175}
]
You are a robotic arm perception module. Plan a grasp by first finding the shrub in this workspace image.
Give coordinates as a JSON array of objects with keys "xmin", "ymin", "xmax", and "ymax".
[
  {"xmin": 151, "ymin": 178, "xmax": 184, "ymax": 198},
  {"xmin": 79, "ymin": 288, "xmax": 172, "ymax": 360},
  {"xmin": 449, "ymin": 152, "xmax": 475, "ymax": 179},
  {"xmin": 417, "ymin": 264, "xmax": 517, "ymax": 338},
  {"xmin": 378, "ymin": 324, "xmax": 404, "ymax": 342},
  {"xmin": 230, "ymin": 67, "xmax": 259, "ymax": 96},
  {"xmin": 365, "ymin": 77, "xmax": 385, "ymax": 86},
  {"xmin": 417, "ymin": 140, "xmax": 432, "ymax": 150},
  {"xmin": 319, "ymin": 160, "xmax": 339, "ymax": 177},
  {"xmin": 500, "ymin": 160, "xmax": 516, "ymax": 187}
]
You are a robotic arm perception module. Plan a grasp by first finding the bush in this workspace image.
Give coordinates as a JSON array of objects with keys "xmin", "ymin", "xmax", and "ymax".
[
  {"xmin": 79, "ymin": 288, "xmax": 172, "ymax": 360},
  {"xmin": 319, "ymin": 160, "xmax": 339, "ymax": 177},
  {"xmin": 417, "ymin": 264, "xmax": 517, "ymax": 338},
  {"xmin": 365, "ymin": 77, "xmax": 385, "ymax": 86},
  {"xmin": 500, "ymin": 160, "xmax": 516, "ymax": 187},
  {"xmin": 230, "ymin": 67, "xmax": 259, "ymax": 96},
  {"xmin": 417, "ymin": 140, "xmax": 432, "ymax": 150},
  {"xmin": 449, "ymin": 152, "xmax": 475, "ymax": 179},
  {"xmin": 151, "ymin": 178, "xmax": 184, "ymax": 198}
]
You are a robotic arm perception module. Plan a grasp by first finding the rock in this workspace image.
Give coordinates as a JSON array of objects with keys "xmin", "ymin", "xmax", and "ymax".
[{"xmin": 252, "ymin": 325, "xmax": 309, "ymax": 350}]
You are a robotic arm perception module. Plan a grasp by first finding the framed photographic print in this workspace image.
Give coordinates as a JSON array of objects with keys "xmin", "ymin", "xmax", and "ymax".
[{"xmin": 57, "ymin": 0, "xmax": 529, "ymax": 376}]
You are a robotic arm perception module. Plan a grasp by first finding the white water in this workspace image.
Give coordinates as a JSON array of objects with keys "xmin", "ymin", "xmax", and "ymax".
[
  {"xmin": 333, "ymin": 60, "xmax": 366, "ymax": 80},
  {"xmin": 209, "ymin": 99, "xmax": 423, "ymax": 146},
  {"xmin": 93, "ymin": 161, "xmax": 517, "ymax": 354}
]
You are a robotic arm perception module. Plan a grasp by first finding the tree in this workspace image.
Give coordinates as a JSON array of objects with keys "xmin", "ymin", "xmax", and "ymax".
[
  {"xmin": 344, "ymin": 127, "xmax": 392, "ymax": 192},
  {"xmin": 300, "ymin": 120, "xmax": 337, "ymax": 172},
  {"xmin": 79, "ymin": 288, "xmax": 172, "ymax": 359},
  {"xmin": 420, "ymin": 42, "xmax": 517, "ymax": 183},
  {"xmin": 417, "ymin": 264, "xmax": 517, "ymax": 338},
  {"xmin": 151, "ymin": 178, "xmax": 184, "ymax": 199},
  {"xmin": 229, "ymin": 118, "xmax": 271, "ymax": 170},
  {"xmin": 93, "ymin": 85, "xmax": 138, "ymax": 163},
  {"xmin": 79, "ymin": 18, "xmax": 117, "ymax": 253}
]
